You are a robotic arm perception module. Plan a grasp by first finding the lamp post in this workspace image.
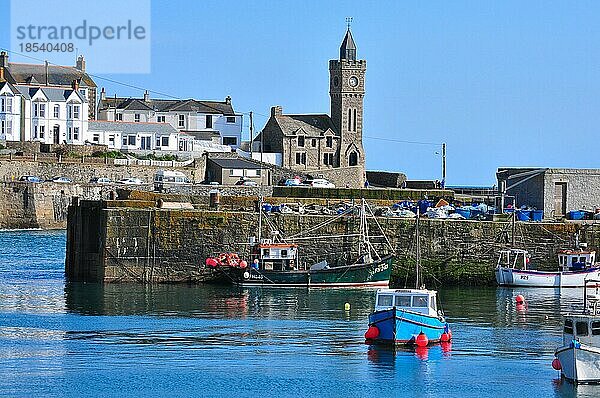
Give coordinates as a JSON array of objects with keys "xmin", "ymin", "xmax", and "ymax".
[{"xmin": 435, "ymin": 142, "xmax": 446, "ymax": 189}]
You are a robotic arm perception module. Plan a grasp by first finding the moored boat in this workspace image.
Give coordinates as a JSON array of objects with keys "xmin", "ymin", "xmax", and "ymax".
[
  {"xmin": 495, "ymin": 246, "xmax": 600, "ymax": 288},
  {"xmin": 206, "ymin": 198, "xmax": 395, "ymax": 288},
  {"xmin": 554, "ymin": 280, "xmax": 600, "ymax": 383},
  {"xmin": 364, "ymin": 208, "xmax": 452, "ymax": 346}
]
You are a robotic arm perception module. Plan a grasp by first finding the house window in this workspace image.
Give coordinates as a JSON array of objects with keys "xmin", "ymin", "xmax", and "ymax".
[
  {"xmin": 157, "ymin": 115, "xmax": 165, "ymax": 123},
  {"xmin": 68, "ymin": 127, "xmax": 72, "ymax": 140},
  {"xmin": 326, "ymin": 136, "xmax": 333, "ymax": 148},
  {"xmin": 230, "ymin": 169, "xmax": 244, "ymax": 177},
  {"xmin": 116, "ymin": 113, "xmax": 123, "ymax": 121},
  {"xmin": 226, "ymin": 116, "xmax": 236, "ymax": 123},
  {"xmin": 135, "ymin": 113, "xmax": 140, "ymax": 122},
  {"xmin": 0, "ymin": 95, "xmax": 12, "ymax": 113},
  {"xmin": 1, "ymin": 120, "xmax": 12, "ymax": 136},
  {"xmin": 324, "ymin": 153, "xmax": 334, "ymax": 166},
  {"xmin": 162, "ymin": 136, "xmax": 169, "ymax": 146},
  {"xmin": 206, "ymin": 115, "xmax": 213, "ymax": 129},
  {"xmin": 34, "ymin": 126, "xmax": 38, "ymax": 138},
  {"xmin": 311, "ymin": 139, "xmax": 316, "ymax": 147},
  {"xmin": 73, "ymin": 127, "xmax": 79, "ymax": 140},
  {"xmin": 92, "ymin": 134, "xmax": 100, "ymax": 143},
  {"xmin": 223, "ymin": 137, "xmax": 237, "ymax": 146},
  {"xmin": 128, "ymin": 135, "xmax": 136, "ymax": 146},
  {"xmin": 109, "ymin": 135, "xmax": 115, "ymax": 144},
  {"xmin": 247, "ymin": 169, "xmax": 261, "ymax": 177},
  {"xmin": 73, "ymin": 105, "xmax": 80, "ymax": 119},
  {"xmin": 39, "ymin": 125, "xmax": 45, "ymax": 139},
  {"xmin": 34, "ymin": 102, "xmax": 46, "ymax": 117},
  {"xmin": 122, "ymin": 136, "xmax": 127, "ymax": 146},
  {"xmin": 79, "ymin": 89, "xmax": 86, "ymax": 97},
  {"xmin": 295, "ymin": 152, "xmax": 306, "ymax": 165},
  {"xmin": 297, "ymin": 136, "xmax": 305, "ymax": 147},
  {"xmin": 156, "ymin": 138, "xmax": 161, "ymax": 147},
  {"xmin": 178, "ymin": 114, "xmax": 185, "ymax": 128},
  {"xmin": 53, "ymin": 105, "xmax": 60, "ymax": 118}
]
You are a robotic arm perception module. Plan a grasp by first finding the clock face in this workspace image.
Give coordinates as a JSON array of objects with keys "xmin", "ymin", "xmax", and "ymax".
[{"xmin": 349, "ymin": 76, "xmax": 359, "ymax": 87}]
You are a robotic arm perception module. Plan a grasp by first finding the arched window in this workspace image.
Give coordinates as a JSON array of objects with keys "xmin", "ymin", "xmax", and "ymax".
[{"xmin": 349, "ymin": 151, "xmax": 358, "ymax": 166}]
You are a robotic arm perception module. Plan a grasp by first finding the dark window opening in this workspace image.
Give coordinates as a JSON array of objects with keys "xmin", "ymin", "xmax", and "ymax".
[
  {"xmin": 576, "ymin": 321, "xmax": 589, "ymax": 336},
  {"xmin": 349, "ymin": 151, "xmax": 358, "ymax": 166}
]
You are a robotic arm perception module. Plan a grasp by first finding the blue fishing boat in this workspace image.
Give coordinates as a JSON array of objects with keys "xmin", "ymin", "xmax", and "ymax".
[{"xmin": 364, "ymin": 209, "xmax": 452, "ymax": 346}]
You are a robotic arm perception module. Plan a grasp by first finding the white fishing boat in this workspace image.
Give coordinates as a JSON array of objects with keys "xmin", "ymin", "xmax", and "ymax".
[
  {"xmin": 495, "ymin": 245, "xmax": 600, "ymax": 288},
  {"xmin": 554, "ymin": 280, "xmax": 600, "ymax": 383}
]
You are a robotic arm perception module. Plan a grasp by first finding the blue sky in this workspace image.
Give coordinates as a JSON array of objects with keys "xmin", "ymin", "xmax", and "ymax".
[{"xmin": 2, "ymin": 1, "xmax": 600, "ymax": 185}]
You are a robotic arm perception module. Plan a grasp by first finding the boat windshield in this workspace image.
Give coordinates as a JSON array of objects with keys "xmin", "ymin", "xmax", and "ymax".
[
  {"xmin": 412, "ymin": 295, "xmax": 428, "ymax": 307},
  {"xmin": 394, "ymin": 295, "xmax": 411, "ymax": 307},
  {"xmin": 377, "ymin": 294, "xmax": 394, "ymax": 307}
]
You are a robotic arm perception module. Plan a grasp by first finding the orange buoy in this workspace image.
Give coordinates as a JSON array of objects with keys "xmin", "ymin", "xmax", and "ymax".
[
  {"xmin": 552, "ymin": 358, "xmax": 562, "ymax": 370},
  {"xmin": 516, "ymin": 294, "xmax": 525, "ymax": 304},
  {"xmin": 415, "ymin": 331, "xmax": 429, "ymax": 347},
  {"xmin": 365, "ymin": 326, "xmax": 380, "ymax": 340},
  {"xmin": 440, "ymin": 332, "xmax": 450, "ymax": 342}
]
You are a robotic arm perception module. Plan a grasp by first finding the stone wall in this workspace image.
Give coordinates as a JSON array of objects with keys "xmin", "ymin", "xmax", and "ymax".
[
  {"xmin": 66, "ymin": 200, "xmax": 600, "ymax": 285},
  {"xmin": 366, "ymin": 170, "xmax": 408, "ymax": 188},
  {"xmin": 0, "ymin": 158, "xmax": 203, "ymax": 184}
]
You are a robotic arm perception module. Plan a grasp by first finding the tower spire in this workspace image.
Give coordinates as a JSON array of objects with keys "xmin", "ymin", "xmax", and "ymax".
[{"xmin": 340, "ymin": 19, "xmax": 357, "ymax": 61}]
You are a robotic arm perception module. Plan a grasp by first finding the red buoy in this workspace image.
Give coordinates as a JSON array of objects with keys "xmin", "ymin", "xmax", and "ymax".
[
  {"xmin": 239, "ymin": 260, "xmax": 248, "ymax": 268},
  {"xmin": 365, "ymin": 326, "xmax": 380, "ymax": 340},
  {"xmin": 440, "ymin": 332, "xmax": 450, "ymax": 342},
  {"xmin": 415, "ymin": 332, "xmax": 429, "ymax": 347},
  {"xmin": 205, "ymin": 258, "xmax": 218, "ymax": 267},
  {"xmin": 515, "ymin": 294, "xmax": 525, "ymax": 304},
  {"xmin": 552, "ymin": 358, "xmax": 562, "ymax": 370}
]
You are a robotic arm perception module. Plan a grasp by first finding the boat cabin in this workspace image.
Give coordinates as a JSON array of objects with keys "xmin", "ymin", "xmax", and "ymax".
[
  {"xmin": 557, "ymin": 249, "xmax": 596, "ymax": 271},
  {"xmin": 251, "ymin": 240, "xmax": 299, "ymax": 271},
  {"xmin": 496, "ymin": 249, "xmax": 530, "ymax": 270},
  {"xmin": 374, "ymin": 289, "xmax": 439, "ymax": 317}
]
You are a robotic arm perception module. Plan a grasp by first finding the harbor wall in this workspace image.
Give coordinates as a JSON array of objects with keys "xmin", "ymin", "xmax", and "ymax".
[{"xmin": 66, "ymin": 200, "xmax": 599, "ymax": 286}]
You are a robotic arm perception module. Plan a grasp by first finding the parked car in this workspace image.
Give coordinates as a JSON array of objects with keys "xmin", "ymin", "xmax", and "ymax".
[
  {"xmin": 18, "ymin": 175, "xmax": 42, "ymax": 183},
  {"xmin": 89, "ymin": 177, "xmax": 112, "ymax": 184},
  {"xmin": 117, "ymin": 177, "xmax": 144, "ymax": 185},
  {"xmin": 306, "ymin": 178, "xmax": 335, "ymax": 188},
  {"xmin": 154, "ymin": 170, "xmax": 190, "ymax": 191},
  {"xmin": 284, "ymin": 178, "xmax": 303, "ymax": 186},
  {"xmin": 48, "ymin": 176, "xmax": 73, "ymax": 184},
  {"xmin": 235, "ymin": 178, "xmax": 258, "ymax": 186}
]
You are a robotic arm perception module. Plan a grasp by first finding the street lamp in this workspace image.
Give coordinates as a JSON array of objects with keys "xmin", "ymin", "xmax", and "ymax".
[{"xmin": 434, "ymin": 143, "xmax": 446, "ymax": 188}]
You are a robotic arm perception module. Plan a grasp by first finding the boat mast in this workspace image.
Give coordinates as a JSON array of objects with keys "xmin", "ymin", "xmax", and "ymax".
[
  {"xmin": 258, "ymin": 196, "xmax": 263, "ymax": 243},
  {"xmin": 415, "ymin": 207, "xmax": 421, "ymax": 289}
]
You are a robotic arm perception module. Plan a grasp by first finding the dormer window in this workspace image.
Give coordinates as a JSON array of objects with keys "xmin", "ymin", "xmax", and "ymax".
[
  {"xmin": 135, "ymin": 113, "xmax": 140, "ymax": 122},
  {"xmin": 326, "ymin": 136, "xmax": 333, "ymax": 148},
  {"xmin": 298, "ymin": 136, "xmax": 305, "ymax": 147}
]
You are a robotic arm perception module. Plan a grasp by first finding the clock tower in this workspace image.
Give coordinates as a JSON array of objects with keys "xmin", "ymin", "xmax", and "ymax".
[{"xmin": 329, "ymin": 26, "xmax": 366, "ymax": 169}]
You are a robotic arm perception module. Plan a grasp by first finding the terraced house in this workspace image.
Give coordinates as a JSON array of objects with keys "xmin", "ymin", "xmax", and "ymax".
[
  {"xmin": 97, "ymin": 91, "xmax": 243, "ymax": 151},
  {"xmin": 0, "ymin": 51, "xmax": 94, "ymax": 145}
]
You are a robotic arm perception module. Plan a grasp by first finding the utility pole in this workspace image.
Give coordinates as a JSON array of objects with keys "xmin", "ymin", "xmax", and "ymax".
[
  {"xmin": 441, "ymin": 142, "xmax": 446, "ymax": 188},
  {"xmin": 249, "ymin": 111, "xmax": 253, "ymax": 158}
]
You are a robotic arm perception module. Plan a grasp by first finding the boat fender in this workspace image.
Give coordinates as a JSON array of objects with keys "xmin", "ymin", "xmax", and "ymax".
[
  {"xmin": 364, "ymin": 326, "xmax": 380, "ymax": 340},
  {"xmin": 243, "ymin": 271, "xmax": 250, "ymax": 279},
  {"xmin": 440, "ymin": 332, "xmax": 450, "ymax": 342},
  {"xmin": 551, "ymin": 358, "xmax": 562, "ymax": 370},
  {"xmin": 239, "ymin": 260, "xmax": 248, "ymax": 269},
  {"xmin": 515, "ymin": 294, "xmax": 525, "ymax": 305},
  {"xmin": 415, "ymin": 332, "xmax": 428, "ymax": 347}
]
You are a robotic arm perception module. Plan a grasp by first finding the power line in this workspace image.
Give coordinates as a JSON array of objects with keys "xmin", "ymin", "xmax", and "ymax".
[{"xmin": 363, "ymin": 135, "xmax": 442, "ymax": 146}]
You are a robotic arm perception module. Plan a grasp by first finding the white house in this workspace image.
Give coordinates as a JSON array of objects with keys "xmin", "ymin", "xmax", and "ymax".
[
  {"xmin": 97, "ymin": 91, "xmax": 243, "ymax": 150},
  {"xmin": 0, "ymin": 80, "xmax": 88, "ymax": 145},
  {"xmin": 88, "ymin": 120, "xmax": 179, "ymax": 151}
]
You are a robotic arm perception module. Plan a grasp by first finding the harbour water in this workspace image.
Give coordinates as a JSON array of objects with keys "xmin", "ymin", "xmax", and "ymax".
[{"xmin": 0, "ymin": 230, "xmax": 596, "ymax": 397}]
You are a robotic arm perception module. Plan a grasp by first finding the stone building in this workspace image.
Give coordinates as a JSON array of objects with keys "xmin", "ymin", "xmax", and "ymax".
[
  {"xmin": 253, "ymin": 28, "xmax": 366, "ymax": 185},
  {"xmin": 497, "ymin": 167, "xmax": 600, "ymax": 219}
]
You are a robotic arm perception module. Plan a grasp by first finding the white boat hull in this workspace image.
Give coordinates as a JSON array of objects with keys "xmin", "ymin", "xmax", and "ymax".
[
  {"xmin": 556, "ymin": 343, "xmax": 600, "ymax": 383},
  {"xmin": 495, "ymin": 267, "xmax": 600, "ymax": 287}
]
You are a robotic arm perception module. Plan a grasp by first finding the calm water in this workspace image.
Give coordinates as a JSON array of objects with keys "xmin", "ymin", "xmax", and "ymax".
[{"xmin": 0, "ymin": 230, "xmax": 598, "ymax": 397}]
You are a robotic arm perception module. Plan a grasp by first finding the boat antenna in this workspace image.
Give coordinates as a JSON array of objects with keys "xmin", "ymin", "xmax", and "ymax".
[{"xmin": 415, "ymin": 206, "xmax": 421, "ymax": 289}]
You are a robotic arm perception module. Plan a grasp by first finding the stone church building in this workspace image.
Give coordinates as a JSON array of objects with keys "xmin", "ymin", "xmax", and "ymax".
[{"xmin": 254, "ymin": 28, "xmax": 366, "ymax": 186}]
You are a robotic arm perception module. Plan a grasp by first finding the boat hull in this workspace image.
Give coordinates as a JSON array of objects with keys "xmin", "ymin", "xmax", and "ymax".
[
  {"xmin": 222, "ymin": 255, "xmax": 393, "ymax": 288},
  {"xmin": 556, "ymin": 343, "xmax": 600, "ymax": 383},
  {"xmin": 367, "ymin": 307, "xmax": 448, "ymax": 345},
  {"xmin": 495, "ymin": 267, "xmax": 600, "ymax": 287}
]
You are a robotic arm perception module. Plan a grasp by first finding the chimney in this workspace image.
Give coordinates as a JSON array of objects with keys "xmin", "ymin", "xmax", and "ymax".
[
  {"xmin": 76, "ymin": 55, "xmax": 85, "ymax": 72},
  {"xmin": 45, "ymin": 61, "xmax": 49, "ymax": 85},
  {"xmin": 143, "ymin": 90, "xmax": 150, "ymax": 102},
  {"xmin": 0, "ymin": 67, "xmax": 4, "ymax": 83},
  {"xmin": 225, "ymin": 95, "xmax": 231, "ymax": 105},
  {"xmin": 72, "ymin": 79, "xmax": 80, "ymax": 91},
  {"xmin": 100, "ymin": 87, "xmax": 106, "ymax": 100},
  {"xmin": 271, "ymin": 105, "xmax": 283, "ymax": 117},
  {"xmin": 0, "ymin": 51, "xmax": 7, "ymax": 67}
]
